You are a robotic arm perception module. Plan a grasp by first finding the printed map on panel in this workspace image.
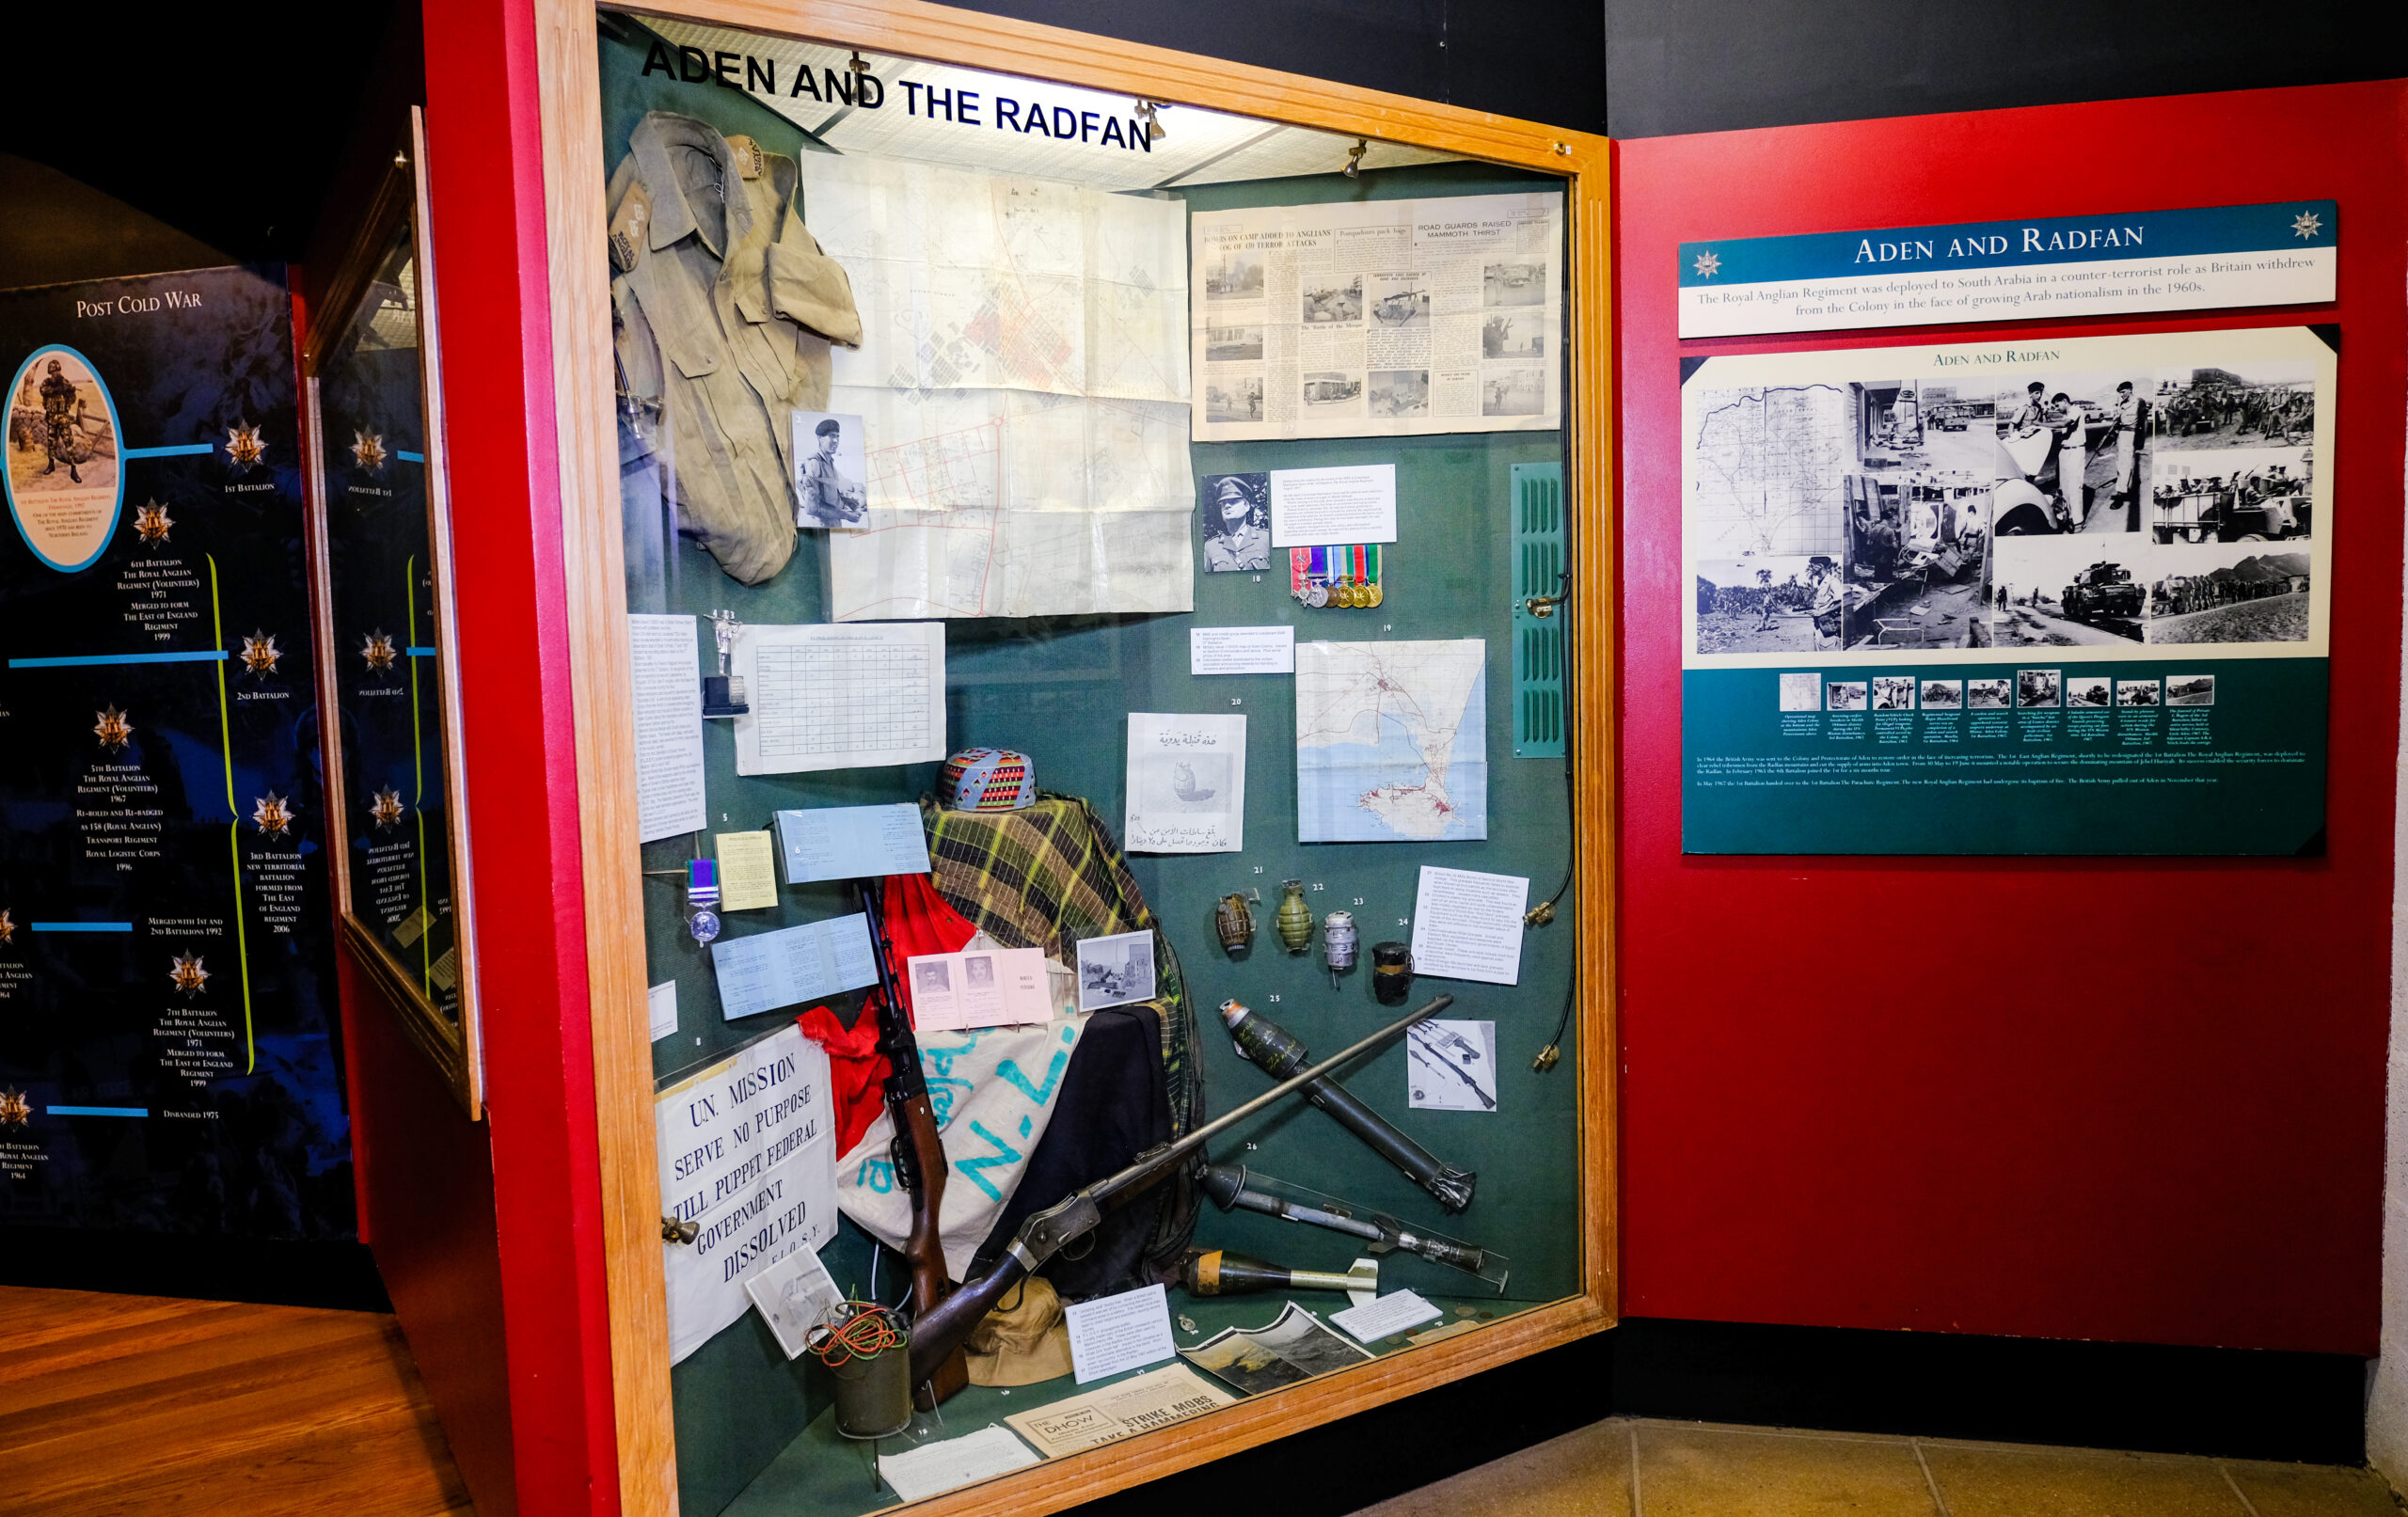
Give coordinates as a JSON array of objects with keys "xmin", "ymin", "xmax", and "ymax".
[
  {"xmin": 806, "ymin": 156, "xmax": 1194, "ymax": 619},
  {"xmin": 1295, "ymin": 640, "xmax": 1488, "ymax": 842},
  {"xmin": 1687, "ymin": 385, "xmax": 1848, "ymax": 559}
]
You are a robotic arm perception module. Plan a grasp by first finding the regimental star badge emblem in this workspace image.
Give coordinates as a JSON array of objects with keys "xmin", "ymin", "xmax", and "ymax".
[
  {"xmin": 135, "ymin": 499, "xmax": 175, "ymax": 544},
  {"xmin": 351, "ymin": 429, "xmax": 388, "ymax": 470},
  {"xmin": 0, "ymin": 1088, "xmax": 30, "ymax": 1129},
  {"xmin": 240, "ymin": 630, "xmax": 281, "ymax": 675},
  {"xmin": 2291, "ymin": 210, "xmax": 2323, "ymax": 241},
  {"xmin": 251, "ymin": 791, "xmax": 296, "ymax": 838},
  {"xmin": 0, "ymin": 909, "xmax": 14, "ymax": 946},
  {"xmin": 93, "ymin": 705, "xmax": 134, "ymax": 750},
  {"xmin": 1693, "ymin": 250, "xmax": 1721, "ymax": 278},
  {"xmin": 371, "ymin": 787, "xmax": 406, "ymax": 830},
  {"xmin": 362, "ymin": 631, "xmax": 398, "ymax": 672},
  {"xmin": 169, "ymin": 951, "xmax": 211, "ymax": 997},
  {"xmin": 225, "ymin": 421, "xmax": 268, "ymax": 468}
]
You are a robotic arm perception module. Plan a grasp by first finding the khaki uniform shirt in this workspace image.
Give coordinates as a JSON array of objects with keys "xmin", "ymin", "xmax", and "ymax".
[{"xmin": 610, "ymin": 113, "xmax": 863, "ymax": 585}]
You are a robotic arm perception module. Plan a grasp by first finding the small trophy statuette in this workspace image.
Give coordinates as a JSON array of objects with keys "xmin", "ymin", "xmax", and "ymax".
[{"xmin": 703, "ymin": 609, "xmax": 749, "ymax": 718}]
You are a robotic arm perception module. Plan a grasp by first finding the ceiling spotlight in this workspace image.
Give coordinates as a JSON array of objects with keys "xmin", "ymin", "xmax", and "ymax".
[
  {"xmin": 1135, "ymin": 100, "xmax": 1165, "ymax": 142},
  {"xmin": 1343, "ymin": 138, "xmax": 1368, "ymax": 179}
]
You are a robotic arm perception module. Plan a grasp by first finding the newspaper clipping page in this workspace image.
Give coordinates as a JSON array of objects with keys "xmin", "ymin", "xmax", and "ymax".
[{"xmin": 1191, "ymin": 192, "xmax": 1563, "ymax": 441}]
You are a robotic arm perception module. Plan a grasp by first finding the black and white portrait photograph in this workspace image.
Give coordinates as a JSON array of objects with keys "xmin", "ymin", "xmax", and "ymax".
[
  {"xmin": 1199, "ymin": 472, "xmax": 1270, "ymax": 573},
  {"xmin": 1483, "ymin": 261, "xmax": 1546, "ymax": 308},
  {"xmin": 1966, "ymin": 677, "xmax": 2012, "ymax": 709},
  {"xmin": 913, "ymin": 959, "xmax": 952, "ymax": 998},
  {"xmin": 2166, "ymin": 673, "xmax": 2216, "ymax": 706},
  {"xmin": 1368, "ymin": 274, "xmax": 1431, "ymax": 328},
  {"xmin": 1871, "ymin": 675, "xmax": 1915, "ymax": 711},
  {"xmin": 1920, "ymin": 679, "xmax": 1964, "ymax": 709},
  {"xmin": 1369, "ymin": 370, "xmax": 1430, "ymax": 419},
  {"xmin": 1301, "ymin": 277, "xmax": 1362, "ymax": 324},
  {"xmin": 1205, "ymin": 324, "xmax": 1264, "ymax": 362},
  {"xmin": 1207, "ymin": 377, "xmax": 1263, "ymax": 424},
  {"xmin": 1077, "ymin": 929, "xmax": 1157, "ymax": 1012},
  {"xmin": 2067, "ymin": 675, "xmax": 2113, "ymax": 709},
  {"xmin": 791, "ymin": 411, "xmax": 869, "ymax": 529},
  {"xmin": 1827, "ymin": 680, "xmax": 1867, "ymax": 711},
  {"xmin": 2017, "ymin": 669, "xmax": 2062, "ymax": 707},
  {"xmin": 963, "ymin": 954, "xmax": 996, "ymax": 988},
  {"xmin": 2115, "ymin": 679, "xmax": 2162, "ymax": 708},
  {"xmin": 1778, "ymin": 672, "xmax": 1822, "ymax": 712}
]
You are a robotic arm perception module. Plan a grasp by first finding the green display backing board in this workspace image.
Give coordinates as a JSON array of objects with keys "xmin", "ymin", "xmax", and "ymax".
[{"xmin": 601, "ymin": 24, "xmax": 1578, "ymax": 1515}]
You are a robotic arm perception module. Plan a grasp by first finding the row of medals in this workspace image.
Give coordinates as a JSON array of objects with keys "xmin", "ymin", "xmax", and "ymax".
[{"xmin": 1295, "ymin": 577, "xmax": 1384, "ymax": 608}]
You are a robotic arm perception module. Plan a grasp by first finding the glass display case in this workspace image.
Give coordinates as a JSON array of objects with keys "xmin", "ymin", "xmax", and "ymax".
[
  {"xmin": 536, "ymin": 5, "xmax": 1612, "ymax": 1511},
  {"xmin": 304, "ymin": 108, "xmax": 483, "ymax": 1114}
]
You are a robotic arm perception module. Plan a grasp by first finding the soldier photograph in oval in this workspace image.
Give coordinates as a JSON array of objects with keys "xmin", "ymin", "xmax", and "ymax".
[{"xmin": 6, "ymin": 344, "xmax": 123, "ymax": 572}]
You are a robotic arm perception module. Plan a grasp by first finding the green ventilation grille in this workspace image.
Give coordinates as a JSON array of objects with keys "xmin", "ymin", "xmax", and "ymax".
[{"xmin": 1511, "ymin": 462, "xmax": 1567, "ymax": 759}]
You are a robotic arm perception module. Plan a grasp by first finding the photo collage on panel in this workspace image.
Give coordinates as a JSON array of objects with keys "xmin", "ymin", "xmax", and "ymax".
[{"xmin": 1687, "ymin": 343, "xmax": 2322, "ymax": 687}]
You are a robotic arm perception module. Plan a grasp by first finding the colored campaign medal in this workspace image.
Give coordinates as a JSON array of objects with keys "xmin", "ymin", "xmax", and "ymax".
[{"xmin": 688, "ymin": 858, "xmax": 722, "ymax": 944}]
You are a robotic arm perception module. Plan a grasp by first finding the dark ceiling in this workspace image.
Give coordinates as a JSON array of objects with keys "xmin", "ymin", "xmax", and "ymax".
[{"xmin": 2, "ymin": 0, "xmax": 405, "ymax": 266}]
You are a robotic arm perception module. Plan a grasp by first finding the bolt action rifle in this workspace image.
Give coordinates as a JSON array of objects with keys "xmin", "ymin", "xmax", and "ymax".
[
  {"xmin": 906, "ymin": 994, "xmax": 1453, "ymax": 1393},
  {"xmin": 857, "ymin": 881, "xmax": 969, "ymax": 1407}
]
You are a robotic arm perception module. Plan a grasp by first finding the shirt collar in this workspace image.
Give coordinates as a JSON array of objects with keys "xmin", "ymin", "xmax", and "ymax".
[{"xmin": 626, "ymin": 111, "xmax": 754, "ymax": 259}]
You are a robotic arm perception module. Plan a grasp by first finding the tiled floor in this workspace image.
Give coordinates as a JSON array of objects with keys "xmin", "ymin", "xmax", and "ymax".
[{"xmin": 1352, "ymin": 1417, "xmax": 2400, "ymax": 1517}]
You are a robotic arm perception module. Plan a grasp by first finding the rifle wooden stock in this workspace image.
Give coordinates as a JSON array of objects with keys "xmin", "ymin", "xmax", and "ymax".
[{"xmin": 859, "ymin": 882, "xmax": 969, "ymax": 1406}]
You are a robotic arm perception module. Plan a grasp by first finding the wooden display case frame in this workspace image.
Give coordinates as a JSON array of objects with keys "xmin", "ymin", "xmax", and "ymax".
[{"xmin": 527, "ymin": 3, "xmax": 1617, "ymax": 1511}]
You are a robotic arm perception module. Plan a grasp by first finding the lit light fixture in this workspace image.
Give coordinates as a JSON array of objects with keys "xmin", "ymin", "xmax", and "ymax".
[
  {"xmin": 1135, "ymin": 100, "xmax": 1165, "ymax": 142},
  {"xmin": 1343, "ymin": 138, "xmax": 1369, "ymax": 178}
]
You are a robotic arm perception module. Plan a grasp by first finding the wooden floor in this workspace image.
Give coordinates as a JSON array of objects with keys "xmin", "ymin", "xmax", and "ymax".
[{"xmin": 1, "ymin": 1284, "xmax": 474, "ymax": 1516}]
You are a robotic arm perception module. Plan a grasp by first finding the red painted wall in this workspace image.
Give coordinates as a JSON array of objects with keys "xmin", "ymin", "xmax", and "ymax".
[
  {"xmin": 1614, "ymin": 81, "xmax": 2408, "ymax": 1356},
  {"xmin": 340, "ymin": 2, "xmax": 623, "ymax": 1514}
]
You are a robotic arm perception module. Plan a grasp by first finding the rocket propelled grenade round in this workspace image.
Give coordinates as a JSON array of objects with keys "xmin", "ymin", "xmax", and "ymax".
[{"xmin": 1219, "ymin": 999, "xmax": 1477, "ymax": 1214}]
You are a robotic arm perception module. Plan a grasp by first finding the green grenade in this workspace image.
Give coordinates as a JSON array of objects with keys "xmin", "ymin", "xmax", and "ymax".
[{"xmin": 1275, "ymin": 879, "xmax": 1313, "ymax": 954}]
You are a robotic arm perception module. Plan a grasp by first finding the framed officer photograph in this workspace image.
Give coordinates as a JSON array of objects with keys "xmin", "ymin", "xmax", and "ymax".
[
  {"xmin": 301, "ymin": 106, "xmax": 484, "ymax": 1115},
  {"xmin": 791, "ymin": 409, "xmax": 867, "ymax": 529}
]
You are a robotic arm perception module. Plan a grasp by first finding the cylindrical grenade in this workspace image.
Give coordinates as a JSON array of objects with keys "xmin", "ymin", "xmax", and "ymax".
[
  {"xmin": 1219, "ymin": 998, "xmax": 1477, "ymax": 1214},
  {"xmin": 1215, "ymin": 893, "xmax": 1255, "ymax": 956},
  {"xmin": 1323, "ymin": 910, "xmax": 1358, "ymax": 988},
  {"xmin": 1275, "ymin": 879, "xmax": 1313, "ymax": 954},
  {"xmin": 1182, "ymin": 1248, "xmax": 1377, "ymax": 1297},
  {"xmin": 1370, "ymin": 941, "xmax": 1413, "ymax": 1005}
]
